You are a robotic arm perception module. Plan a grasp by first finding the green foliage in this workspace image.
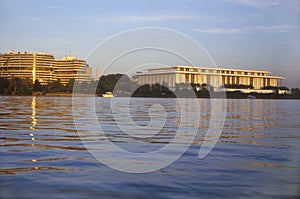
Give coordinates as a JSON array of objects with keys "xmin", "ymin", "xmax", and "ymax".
[
  {"xmin": 278, "ymin": 86, "xmax": 289, "ymax": 90},
  {"xmin": 47, "ymin": 79, "xmax": 66, "ymax": 93},
  {"xmin": 0, "ymin": 77, "xmax": 9, "ymax": 94},
  {"xmin": 291, "ymin": 88, "xmax": 300, "ymax": 96},
  {"xmin": 0, "ymin": 77, "xmax": 32, "ymax": 95},
  {"xmin": 132, "ymin": 83, "xmax": 173, "ymax": 97},
  {"xmin": 33, "ymin": 79, "xmax": 43, "ymax": 92},
  {"xmin": 261, "ymin": 86, "xmax": 277, "ymax": 90},
  {"xmin": 97, "ymin": 74, "xmax": 134, "ymax": 94},
  {"xmin": 66, "ymin": 79, "xmax": 75, "ymax": 93},
  {"xmin": 0, "ymin": 74, "xmax": 296, "ymax": 98},
  {"xmin": 224, "ymin": 84, "xmax": 254, "ymax": 89}
]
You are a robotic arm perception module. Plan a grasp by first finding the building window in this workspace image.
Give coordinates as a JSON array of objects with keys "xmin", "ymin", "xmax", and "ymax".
[
  {"xmin": 244, "ymin": 72, "xmax": 248, "ymax": 75},
  {"xmin": 250, "ymin": 77, "xmax": 253, "ymax": 86},
  {"xmin": 207, "ymin": 75, "xmax": 211, "ymax": 85},
  {"xmin": 191, "ymin": 74, "xmax": 195, "ymax": 84},
  {"xmin": 232, "ymin": 76, "xmax": 236, "ymax": 84},
  {"xmin": 185, "ymin": 74, "xmax": 189, "ymax": 83}
]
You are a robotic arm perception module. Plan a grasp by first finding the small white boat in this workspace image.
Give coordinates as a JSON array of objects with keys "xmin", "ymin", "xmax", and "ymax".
[
  {"xmin": 247, "ymin": 94, "xmax": 256, "ymax": 99},
  {"xmin": 102, "ymin": 92, "xmax": 114, "ymax": 98}
]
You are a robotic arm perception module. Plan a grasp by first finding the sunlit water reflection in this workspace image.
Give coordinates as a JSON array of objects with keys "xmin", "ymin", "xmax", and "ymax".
[{"xmin": 0, "ymin": 96, "xmax": 299, "ymax": 198}]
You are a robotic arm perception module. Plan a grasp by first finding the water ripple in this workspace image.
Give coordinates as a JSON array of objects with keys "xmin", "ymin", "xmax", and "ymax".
[{"xmin": 0, "ymin": 97, "xmax": 299, "ymax": 198}]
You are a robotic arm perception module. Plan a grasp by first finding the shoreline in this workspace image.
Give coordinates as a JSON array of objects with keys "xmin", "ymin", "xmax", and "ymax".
[{"xmin": 1, "ymin": 92, "xmax": 299, "ymax": 99}]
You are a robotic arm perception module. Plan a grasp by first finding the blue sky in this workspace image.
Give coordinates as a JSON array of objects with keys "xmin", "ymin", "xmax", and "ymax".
[{"xmin": 0, "ymin": 0, "xmax": 299, "ymax": 87}]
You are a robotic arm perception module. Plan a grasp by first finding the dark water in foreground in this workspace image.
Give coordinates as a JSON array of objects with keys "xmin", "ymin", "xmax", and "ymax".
[{"xmin": 0, "ymin": 96, "xmax": 299, "ymax": 198}]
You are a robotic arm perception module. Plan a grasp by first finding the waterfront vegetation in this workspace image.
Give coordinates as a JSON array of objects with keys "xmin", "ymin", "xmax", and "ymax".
[
  {"xmin": 0, "ymin": 74, "xmax": 135, "ymax": 96},
  {"xmin": 0, "ymin": 75, "xmax": 299, "ymax": 99}
]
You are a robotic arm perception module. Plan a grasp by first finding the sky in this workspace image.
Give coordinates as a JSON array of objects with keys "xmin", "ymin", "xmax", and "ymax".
[{"xmin": 0, "ymin": 0, "xmax": 299, "ymax": 87}]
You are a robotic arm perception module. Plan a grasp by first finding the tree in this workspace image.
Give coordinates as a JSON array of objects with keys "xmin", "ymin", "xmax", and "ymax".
[
  {"xmin": 8, "ymin": 77, "xmax": 32, "ymax": 95},
  {"xmin": 114, "ymin": 74, "xmax": 133, "ymax": 93},
  {"xmin": 97, "ymin": 73, "xmax": 133, "ymax": 94},
  {"xmin": 33, "ymin": 79, "xmax": 43, "ymax": 92},
  {"xmin": 291, "ymin": 88, "xmax": 300, "ymax": 96},
  {"xmin": 48, "ymin": 79, "xmax": 65, "ymax": 93},
  {"xmin": 80, "ymin": 81, "xmax": 89, "ymax": 94},
  {"xmin": 66, "ymin": 79, "xmax": 75, "ymax": 93},
  {"xmin": 278, "ymin": 86, "xmax": 289, "ymax": 91},
  {"xmin": 0, "ymin": 77, "xmax": 9, "ymax": 94},
  {"xmin": 225, "ymin": 84, "xmax": 254, "ymax": 89},
  {"xmin": 133, "ymin": 84, "xmax": 151, "ymax": 95}
]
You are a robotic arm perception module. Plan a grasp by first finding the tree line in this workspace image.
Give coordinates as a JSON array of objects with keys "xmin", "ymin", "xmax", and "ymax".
[
  {"xmin": 0, "ymin": 74, "xmax": 299, "ymax": 99},
  {"xmin": 0, "ymin": 77, "xmax": 74, "ymax": 95},
  {"xmin": 0, "ymin": 74, "xmax": 135, "ymax": 95}
]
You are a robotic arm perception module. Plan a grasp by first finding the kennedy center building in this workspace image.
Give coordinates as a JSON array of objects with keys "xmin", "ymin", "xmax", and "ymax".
[
  {"xmin": 133, "ymin": 66, "xmax": 284, "ymax": 90},
  {"xmin": 0, "ymin": 51, "xmax": 92, "ymax": 85}
]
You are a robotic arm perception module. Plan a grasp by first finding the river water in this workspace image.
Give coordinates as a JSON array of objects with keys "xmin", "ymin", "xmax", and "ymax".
[{"xmin": 0, "ymin": 96, "xmax": 299, "ymax": 198}]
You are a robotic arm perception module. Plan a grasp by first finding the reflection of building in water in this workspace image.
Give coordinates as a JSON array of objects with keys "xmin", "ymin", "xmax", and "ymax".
[
  {"xmin": 133, "ymin": 66, "xmax": 284, "ymax": 91},
  {"xmin": 224, "ymin": 100, "xmax": 277, "ymax": 132},
  {"xmin": 30, "ymin": 96, "xmax": 38, "ymax": 167},
  {"xmin": 0, "ymin": 51, "xmax": 93, "ymax": 85},
  {"xmin": 30, "ymin": 96, "xmax": 37, "ymax": 131}
]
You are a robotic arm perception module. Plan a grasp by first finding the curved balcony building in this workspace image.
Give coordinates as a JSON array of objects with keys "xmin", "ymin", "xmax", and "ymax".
[
  {"xmin": 54, "ymin": 56, "xmax": 92, "ymax": 86},
  {"xmin": 0, "ymin": 51, "xmax": 92, "ymax": 86},
  {"xmin": 0, "ymin": 51, "xmax": 55, "ymax": 85}
]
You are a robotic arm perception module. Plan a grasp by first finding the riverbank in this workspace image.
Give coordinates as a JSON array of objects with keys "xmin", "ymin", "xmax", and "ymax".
[
  {"xmin": 1, "ymin": 91, "xmax": 299, "ymax": 99},
  {"xmin": 132, "ymin": 91, "xmax": 300, "ymax": 99},
  {"xmin": 45, "ymin": 93, "xmax": 101, "ymax": 97}
]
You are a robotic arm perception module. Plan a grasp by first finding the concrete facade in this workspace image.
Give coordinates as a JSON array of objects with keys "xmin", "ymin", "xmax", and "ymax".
[
  {"xmin": 133, "ymin": 66, "xmax": 284, "ymax": 90},
  {"xmin": 0, "ymin": 51, "xmax": 92, "ymax": 85}
]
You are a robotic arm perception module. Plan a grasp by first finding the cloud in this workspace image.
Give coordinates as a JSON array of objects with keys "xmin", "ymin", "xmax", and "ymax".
[
  {"xmin": 256, "ymin": 24, "xmax": 298, "ymax": 33},
  {"xmin": 194, "ymin": 24, "xmax": 298, "ymax": 34},
  {"xmin": 228, "ymin": 0, "xmax": 300, "ymax": 14},
  {"xmin": 228, "ymin": 0, "xmax": 282, "ymax": 7},
  {"xmin": 194, "ymin": 28, "xmax": 244, "ymax": 34},
  {"xmin": 121, "ymin": 15, "xmax": 195, "ymax": 23},
  {"xmin": 95, "ymin": 15, "xmax": 196, "ymax": 24},
  {"xmin": 73, "ymin": 14, "xmax": 196, "ymax": 25},
  {"xmin": 45, "ymin": 6, "xmax": 66, "ymax": 9}
]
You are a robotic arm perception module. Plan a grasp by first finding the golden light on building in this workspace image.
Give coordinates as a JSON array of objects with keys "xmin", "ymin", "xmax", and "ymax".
[
  {"xmin": 0, "ymin": 51, "xmax": 92, "ymax": 85},
  {"xmin": 133, "ymin": 66, "xmax": 285, "ymax": 91},
  {"xmin": 32, "ymin": 53, "xmax": 36, "ymax": 84},
  {"xmin": 54, "ymin": 56, "xmax": 92, "ymax": 86}
]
